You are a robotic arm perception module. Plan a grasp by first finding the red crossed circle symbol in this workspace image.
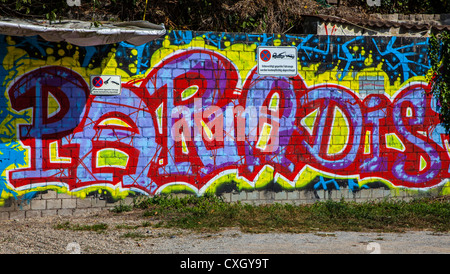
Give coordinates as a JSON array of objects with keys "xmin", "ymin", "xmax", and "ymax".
[
  {"xmin": 260, "ymin": 50, "xmax": 271, "ymax": 62},
  {"xmin": 93, "ymin": 76, "xmax": 103, "ymax": 88}
]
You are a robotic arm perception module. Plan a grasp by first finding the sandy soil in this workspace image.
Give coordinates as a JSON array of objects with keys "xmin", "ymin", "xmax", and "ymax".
[{"xmin": 0, "ymin": 209, "xmax": 448, "ymax": 254}]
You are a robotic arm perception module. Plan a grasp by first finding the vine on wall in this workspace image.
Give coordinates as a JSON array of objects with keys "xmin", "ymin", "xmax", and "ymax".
[{"xmin": 428, "ymin": 31, "xmax": 450, "ymax": 134}]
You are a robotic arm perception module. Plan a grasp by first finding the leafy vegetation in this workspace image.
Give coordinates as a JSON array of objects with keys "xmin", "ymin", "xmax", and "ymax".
[
  {"xmin": 0, "ymin": 0, "xmax": 310, "ymax": 33},
  {"xmin": 2, "ymin": 0, "xmax": 449, "ymax": 33},
  {"xmin": 129, "ymin": 194, "xmax": 450, "ymax": 233},
  {"xmin": 51, "ymin": 195, "xmax": 449, "ymax": 234},
  {"xmin": 54, "ymin": 221, "xmax": 109, "ymax": 232},
  {"xmin": 428, "ymin": 30, "xmax": 450, "ymax": 134},
  {"xmin": 110, "ymin": 203, "xmax": 133, "ymax": 213}
]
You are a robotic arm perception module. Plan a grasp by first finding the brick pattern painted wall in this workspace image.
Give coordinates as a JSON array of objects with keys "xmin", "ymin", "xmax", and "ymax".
[{"xmin": 0, "ymin": 31, "xmax": 448, "ymax": 219}]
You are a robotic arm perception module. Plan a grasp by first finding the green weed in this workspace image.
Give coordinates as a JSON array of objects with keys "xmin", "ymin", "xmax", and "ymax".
[
  {"xmin": 134, "ymin": 195, "xmax": 450, "ymax": 233},
  {"xmin": 110, "ymin": 203, "xmax": 133, "ymax": 213},
  {"xmin": 121, "ymin": 232, "xmax": 149, "ymax": 239},
  {"xmin": 54, "ymin": 222, "xmax": 108, "ymax": 232}
]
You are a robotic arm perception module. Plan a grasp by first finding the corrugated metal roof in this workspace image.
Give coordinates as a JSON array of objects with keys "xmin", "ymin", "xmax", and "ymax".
[
  {"xmin": 304, "ymin": 14, "xmax": 450, "ymax": 32},
  {"xmin": 0, "ymin": 18, "xmax": 166, "ymax": 46}
]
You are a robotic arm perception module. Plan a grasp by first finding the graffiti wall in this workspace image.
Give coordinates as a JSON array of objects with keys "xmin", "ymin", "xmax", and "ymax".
[{"xmin": 0, "ymin": 31, "xmax": 449, "ymax": 205}]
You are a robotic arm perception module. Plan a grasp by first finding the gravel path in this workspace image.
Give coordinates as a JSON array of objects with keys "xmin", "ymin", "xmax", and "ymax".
[{"xmin": 0, "ymin": 209, "xmax": 448, "ymax": 254}]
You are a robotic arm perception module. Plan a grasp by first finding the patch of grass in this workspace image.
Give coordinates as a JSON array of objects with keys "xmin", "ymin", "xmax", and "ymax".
[
  {"xmin": 115, "ymin": 221, "xmax": 152, "ymax": 230},
  {"xmin": 141, "ymin": 221, "xmax": 152, "ymax": 227},
  {"xmin": 115, "ymin": 224, "xmax": 140, "ymax": 230},
  {"xmin": 134, "ymin": 195, "xmax": 450, "ymax": 233},
  {"xmin": 121, "ymin": 232, "xmax": 149, "ymax": 239},
  {"xmin": 54, "ymin": 221, "xmax": 72, "ymax": 230},
  {"xmin": 110, "ymin": 203, "xmax": 133, "ymax": 213},
  {"xmin": 54, "ymin": 221, "xmax": 109, "ymax": 232}
]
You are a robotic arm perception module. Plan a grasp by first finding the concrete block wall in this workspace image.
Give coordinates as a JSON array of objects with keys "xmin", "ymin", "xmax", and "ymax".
[
  {"xmin": 0, "ymin": 30, "xmax": 448, "ymax": 219},
  {"xmin": 0, "ymin": 190, "xmax": 130, "ymax": 220}
]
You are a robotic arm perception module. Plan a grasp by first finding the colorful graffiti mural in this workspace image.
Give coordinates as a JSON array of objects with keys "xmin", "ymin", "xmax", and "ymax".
[{"xmin": 0, "ymin": 31, "xmax": 449, "ymax": 203}]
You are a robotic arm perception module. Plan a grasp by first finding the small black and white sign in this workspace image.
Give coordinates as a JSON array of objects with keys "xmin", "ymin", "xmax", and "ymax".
[
  {"xmin": 90, "ymin": 75, "xmax": 122, "ymax": 95},
  {"xmin": 257, "ymin": 46, "xmax": 298, "ymax": 76}
]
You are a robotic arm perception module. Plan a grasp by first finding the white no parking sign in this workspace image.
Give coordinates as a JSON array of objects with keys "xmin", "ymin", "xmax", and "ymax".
[
  {"xmin": 257, "ymin": 46, "xmax": 298, "ymax": 77},
  {"xmin": 90, "ymin": 75, "xmax": 122, "ymax": 96}
]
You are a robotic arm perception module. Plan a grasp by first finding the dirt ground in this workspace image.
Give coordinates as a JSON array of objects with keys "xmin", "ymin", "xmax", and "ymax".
[{"xmin": 0, "ymin": 209, "xmax": 448, "ymax": 255}]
